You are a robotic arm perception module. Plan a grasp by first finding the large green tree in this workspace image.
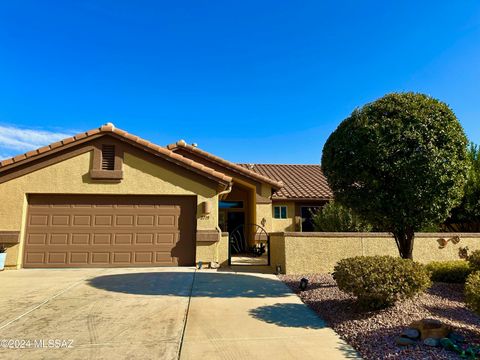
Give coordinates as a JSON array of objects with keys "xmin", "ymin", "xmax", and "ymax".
[{"xmin": 322, "ymin": 93, "xmax": 469, "ymax": 259}]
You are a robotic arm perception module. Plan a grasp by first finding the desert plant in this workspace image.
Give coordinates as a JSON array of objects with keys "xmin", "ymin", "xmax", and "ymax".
[
  {"xmin": 465, "ymin": 271, "xmax": 480, "ymax": 315},
  {"xmin": 333, "ymin": 256, "xmax": 431, "ymax": 309},
  {"xmin": 322, "ymin": 92, "xmax": 469, "ymax": 259},
  {"xmin": 311, "ymin": 201, "xmax": 372, "ymax": 232},
  {"xmin": 468, "ymin": 250, "xmax": 480, "ymax": 272},
  {"xmin": 425, "ymin": 260, "xmax": 471, "ymax": 283}
]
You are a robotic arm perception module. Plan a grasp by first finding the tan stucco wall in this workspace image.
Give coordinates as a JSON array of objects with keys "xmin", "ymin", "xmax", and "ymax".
[
  {"xmin": 270, "ymin": 232, "xmax": 480, "ymax": 274},
  {"xmin": 195, "ymin": 233, "xmax": 229, "ymax": 267},
  {"xmin": 271, "ymin": 202, "xmax": 296, "ymax": 232},
  {"xmin": 256, "ymin": 203, "xmax": 272, "ymax": 232},
  {"xmin": 0, "ymin": 150, "xmax": 220, "ymax": 268},
  {"xmin": 269, "ymin": 233, "xmax": 285, "ymax": 273},
  {"xmin": 4, "ymin": 244, "xmax": 19, "ymax": 268}
]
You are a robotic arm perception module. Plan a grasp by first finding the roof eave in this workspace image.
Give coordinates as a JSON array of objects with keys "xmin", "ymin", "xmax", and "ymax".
[
  {"xmin": 167, "ymin": 142, "xmax": 283, "ymax": 190},
  {"xmin": 0, "ymin": 125, "xmax": 233, "ymax": 190},
  {"xmin": 271, "ymin": 197, "xmax": 332, "ymax": 202}
]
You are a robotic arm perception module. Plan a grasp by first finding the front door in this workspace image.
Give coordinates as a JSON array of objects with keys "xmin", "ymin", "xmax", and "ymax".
[
  {"xmin": 227, "ymin": 212, "xmax": 246, "ymax": 255},
  {"xmin": 227, "ymin": 211, "xmax": 245, "ymax": 234}
]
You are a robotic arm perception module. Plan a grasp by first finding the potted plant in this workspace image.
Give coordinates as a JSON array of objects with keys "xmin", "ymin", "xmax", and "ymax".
[{"xmin": 0, "ymin": 246, "xmax": 6, "ymax": 271}]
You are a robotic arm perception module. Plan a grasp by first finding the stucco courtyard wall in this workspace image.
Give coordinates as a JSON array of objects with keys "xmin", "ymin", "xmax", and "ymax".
[
  {"xmin": 196, "ymin": 232, "xmax": 229, "ymax": 266},
  {"xmin": 269, "ymin": 232, "xmax": 480, "ymax": 274}
]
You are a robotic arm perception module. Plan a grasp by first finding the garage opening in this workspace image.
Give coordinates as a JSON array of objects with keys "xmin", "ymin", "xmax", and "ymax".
[{"xmin": 23, "ymin": 194, "xmax": 196, "ymax": 268}]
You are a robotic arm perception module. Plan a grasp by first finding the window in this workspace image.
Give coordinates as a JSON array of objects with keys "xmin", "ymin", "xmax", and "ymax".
[
  {"xmin": 273, "ymin": 205, "xmax": 287, "ymax": 219},
  {"xmin": 101, "ymin": 145, "xmax": 116, "ymax": 170},
  {"xmin": 219, "ymin": 201, "xmax": 244, "ymax": 209}
]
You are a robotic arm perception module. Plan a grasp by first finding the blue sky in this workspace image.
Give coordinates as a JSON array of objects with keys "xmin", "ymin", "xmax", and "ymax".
[{"xmin": 1, "ymin": 1, "xmax": 480, "ymax": 163}]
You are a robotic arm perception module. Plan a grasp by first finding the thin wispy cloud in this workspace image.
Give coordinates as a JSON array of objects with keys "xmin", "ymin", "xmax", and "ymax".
[{"xmin": 0, "ymin": 125, "xmax": 74, "ymax": 160}]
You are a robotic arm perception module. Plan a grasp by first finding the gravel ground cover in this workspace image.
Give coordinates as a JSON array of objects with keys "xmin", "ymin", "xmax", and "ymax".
[{"xmin": 281, "ymin": 274, "xmax": 480, "ymax": 360}]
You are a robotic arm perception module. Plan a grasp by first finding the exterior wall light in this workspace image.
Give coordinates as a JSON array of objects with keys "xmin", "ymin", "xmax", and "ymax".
[{"xmin": 202, "ymin": 201, "xmax": 212, "ymax": 215}]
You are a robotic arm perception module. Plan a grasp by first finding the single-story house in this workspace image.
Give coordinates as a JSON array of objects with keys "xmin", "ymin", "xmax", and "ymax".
[{"xmin": 0, "ymin": 123, "xmax": 332, "ymax": 269}]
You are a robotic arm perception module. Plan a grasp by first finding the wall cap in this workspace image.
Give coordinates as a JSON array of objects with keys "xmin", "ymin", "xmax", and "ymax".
[
  {"xmin": 0, "ymin": 231, "xmax": 20, "ymax": 244},
  {"xmin": 269, "ymin": 231, "xmax": 480, "ymax": 238}
]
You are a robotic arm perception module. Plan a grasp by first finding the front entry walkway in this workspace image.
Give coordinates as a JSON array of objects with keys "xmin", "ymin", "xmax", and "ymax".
[{"xmin": 180, "ymin": 270, "xmax": 359, "ymax": 360}]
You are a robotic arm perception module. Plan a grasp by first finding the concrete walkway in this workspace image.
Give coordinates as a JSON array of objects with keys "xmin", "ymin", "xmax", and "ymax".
[
  {"xmin": 0, "ymin": 268, "xmax": 358, "ymax": 360},
  {"xmin": 180, "ymin": 270, "xmax": 359, "ymax": 360}
]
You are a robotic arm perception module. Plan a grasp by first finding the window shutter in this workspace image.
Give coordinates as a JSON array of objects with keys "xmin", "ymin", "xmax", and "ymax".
[{"xmin": 101, "ymin": 145, "xmax": 115, "ymax": 170}]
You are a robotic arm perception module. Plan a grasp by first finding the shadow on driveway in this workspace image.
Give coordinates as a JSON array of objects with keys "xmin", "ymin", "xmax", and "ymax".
[
  {"xmin": 88, "ymin": 272, "xmax": 292, "ymax": 298},
  {"xmin": 249, "ymin": 303, "xmax": 327, "ymax": 329}
]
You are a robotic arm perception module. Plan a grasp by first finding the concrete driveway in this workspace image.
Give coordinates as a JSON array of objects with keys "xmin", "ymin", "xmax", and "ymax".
[{"xmin": 0, "ymin": 268, "xmax": 358, "ymax": 360}]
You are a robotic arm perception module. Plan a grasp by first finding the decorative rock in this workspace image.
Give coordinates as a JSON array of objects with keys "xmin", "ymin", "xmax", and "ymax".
[
  {"xmin": 423, "ymin": 338, "xmax": 440, "ymax": 347},
  {"xmin": 396, "ymin": 336, "xmax": 417, "ymax": 346},
  {"xmin": 209, "ymin": 261, "xmax": 220, "ymax": 269},
  {"xmin": 410, "ymin": 318, "xmax": 451, "ymax": 339},
  {"xmin": 401, "ymin": 328, "xmax": 420, "ymax": 339}
]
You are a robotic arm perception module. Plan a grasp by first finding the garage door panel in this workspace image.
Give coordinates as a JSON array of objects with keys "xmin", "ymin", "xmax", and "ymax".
[
  {"xmin": 91, "ymin": 252, "xmax": 110, "ymax": 264},
  {"xmin": 27, "ymin": 233, "xmax": 47, "ymax": 245},
  {"xmin": 94, "ymin": 215, "xmax": 113, "ymax": 226},
  {"xmin": 50, "ymin": 233, "xmax": 69, "ymax": 245},
  {"xmin": 29, "ymin": 215, "xmax": 49, "ymax": 226},
  {"xmin": 157, "ymin": 233, "xmax": 176, "ymax": 244},
  {"xmin": 114, "ymin": 233, "xmax": 133, "ymax": 245},
  {"xmin": 70, "ymin": 252, "xmax": 89, "ymax": 264},
  {"xmin": 48, "ymin": 252, "xmax": 67, "ymax": 263},
  {"xmin": 24, "ymin": 195, "xmax": 196, "ymax": 268},
  {"xmin": 116, "ymin": 215, "xmax": 134, "ymax": 226},
  {"xmin": 73, "ymin": 215, "xmax": 91, "ymax": 226}
]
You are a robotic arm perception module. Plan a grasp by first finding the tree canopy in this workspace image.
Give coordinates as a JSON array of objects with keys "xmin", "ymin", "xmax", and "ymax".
[{"xmin": 322, "ymin": 92, "xmax": 469, "ymax": 258}]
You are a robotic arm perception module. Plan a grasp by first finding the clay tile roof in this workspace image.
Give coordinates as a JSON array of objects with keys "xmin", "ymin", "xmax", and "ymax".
[
  {"xmin": 238, "ymin": 164, "xmax": 333, "ymax": 200},
  {"xmin": 0, "ymin": 123, "xmax": 232, "ymax": 186},
  {"xmin": 166, "ymin": 141, "xmax": 283, "ymax": 189}
]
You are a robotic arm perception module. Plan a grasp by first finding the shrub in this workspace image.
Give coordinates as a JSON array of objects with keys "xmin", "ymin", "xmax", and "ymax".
[
  {"xmin": 425, "ymin": 261, "xmax": 471, "ymax": 283},
  {"xmin": 468, "ymin": 250, "xmax": 480, "ymax": 272},
  {"xmin": 311, "ymin": 202, "xmax": 372, "ymax": 232},
  {"xmin": 333, "ymin": 256, "xmax": 431, "ymax": 309},
  {"xmin": 465, "ymin": 271, "xmax": 480, "ymax": 315}
]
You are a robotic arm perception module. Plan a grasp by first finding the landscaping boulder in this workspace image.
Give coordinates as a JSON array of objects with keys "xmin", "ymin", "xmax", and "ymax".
[
  {"xmin": 410, "ymin": 319, "xmax": 451, "ymax": 340},
  {"xmin": 423, "ymin": 338, "xmax": 440, "ymax": 347},
  {"xmin": 401, "ymin": 328, "xmax": 420, "ymax": 339},
  {"xmin": 395, "ymin": 337, "xmax": 417, "ymax": 346}
]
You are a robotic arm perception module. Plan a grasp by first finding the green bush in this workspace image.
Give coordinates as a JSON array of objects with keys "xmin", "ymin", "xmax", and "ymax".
[
  {"xmin": 333, "ymin": 256, "xmax": 431, "ymax": 309},
  {"xmin": 311, "ymin": 201, "xmax": 372, "ymax": 232},
  {"xmin": 468, "ymin": 250, "xmax": 480, "ymax": 272},
  {"xmin": 465, "ymin": 271, "xmax": 480, "ymax": 315},
  {"xmin": 425, "ymin": 261, "xmax": 472, "ymax": 283}
]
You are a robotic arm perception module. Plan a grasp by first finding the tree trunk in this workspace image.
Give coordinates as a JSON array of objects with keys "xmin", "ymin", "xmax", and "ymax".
[{"xmin": 393, "ymin": 228, "xmax": 415, "ymax": 259}]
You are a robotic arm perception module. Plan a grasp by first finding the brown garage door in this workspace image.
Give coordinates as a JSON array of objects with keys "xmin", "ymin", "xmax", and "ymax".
[{"xmin": 23, "ymin": 195, "xmax": 196, "ymax": 268}]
